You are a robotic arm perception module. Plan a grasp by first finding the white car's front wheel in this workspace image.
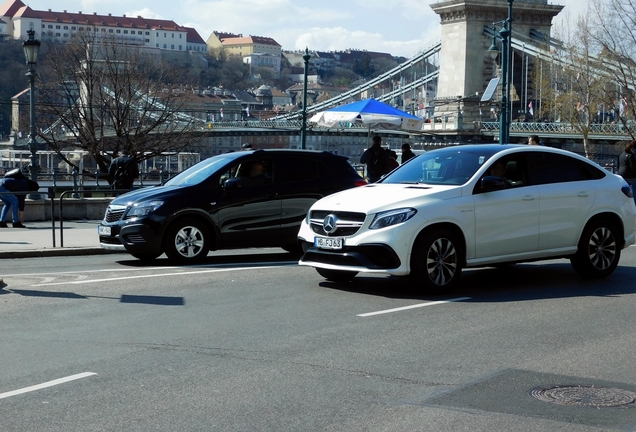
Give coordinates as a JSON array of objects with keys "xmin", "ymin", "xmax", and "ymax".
[{"xmin": 410, "ymin": 228, "xmax": 462, "ymax": 293}]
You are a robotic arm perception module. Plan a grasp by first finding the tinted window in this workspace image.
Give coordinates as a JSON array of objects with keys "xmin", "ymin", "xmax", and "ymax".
[
  {"xmin": 527, "ymin": 153, "xmax": 605, "ymax": 185},
  {"xmin": 276, "ymin": 157, "xmax": 319, "ymax": 183}
]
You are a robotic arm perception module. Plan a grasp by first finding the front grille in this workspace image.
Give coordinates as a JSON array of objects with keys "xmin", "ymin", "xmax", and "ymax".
[
  {"xmin": 310, "ymin": 211, "xmax": 366, "ymax": 237},
  {"xmin": 301, "ymin": 244, "xmax": 400, "ymax": 269},
  {"xmin": 103, "ymin": 205, "xmax": 127, "ymax": 223}
]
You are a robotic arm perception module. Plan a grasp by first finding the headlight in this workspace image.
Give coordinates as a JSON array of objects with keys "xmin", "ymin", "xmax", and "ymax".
[
  {"xmin": 126, "ymin": 200, "xmax": 164, "ymax": 218},
  {"xmin": 369, "ymin": 208, "xmax": 417, "ymax": 230}
]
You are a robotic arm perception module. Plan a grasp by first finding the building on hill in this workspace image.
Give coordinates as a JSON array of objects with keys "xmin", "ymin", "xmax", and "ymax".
[
  {"xmin": 0, "ymin": 0, "xmax": 207, "ymax": 53},
  {"xmin": 207, "ymin": 31, "xmax": 282, "ymax": 77}
]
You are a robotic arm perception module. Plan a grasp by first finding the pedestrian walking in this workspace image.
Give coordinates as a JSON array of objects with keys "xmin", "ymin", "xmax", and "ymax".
[
  {"xmin": 360, "ymin": 135, "xmax": 390, "ymax": 183},
  {"xmin": 618, "ymin": 140, "xmax": 636, "ymax": 180},
  {"xmin": 0, "ymin": 174, "xmax": 39, "ymax": 228},
  {"xmin": 108, "ymin": 151, "xmax": 139, "ymax": 191}
]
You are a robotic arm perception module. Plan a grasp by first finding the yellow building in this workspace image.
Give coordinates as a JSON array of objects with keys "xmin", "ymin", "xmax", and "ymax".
[{"xmin": 207, "ymin": 31, "xmax": 281, "ymax": 58}]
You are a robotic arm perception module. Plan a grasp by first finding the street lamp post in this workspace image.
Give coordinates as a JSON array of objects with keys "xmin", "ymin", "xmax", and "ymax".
[
  {"xmin": 23, "ymin": 29, "xmax": 41, "ymax": 199},
  {"xmin": 300, "ymin": 47, "xmax": 311, "ymax": 150},
  {"xmin": 488, "ymin": 0, "xmax": 514, "ymax": 144}
]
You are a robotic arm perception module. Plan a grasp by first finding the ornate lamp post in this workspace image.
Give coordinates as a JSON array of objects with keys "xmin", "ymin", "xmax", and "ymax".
[
  {"xmin": 300, "ymin": 47, "xmax": 311, "ymax": 150},
  {"xmin": 488, "ymin": 0, "xmax": 514, "ymax": 144},
  {"xmin": 23, "ymin": 29, "xmax": 41, "ymax": 198}
]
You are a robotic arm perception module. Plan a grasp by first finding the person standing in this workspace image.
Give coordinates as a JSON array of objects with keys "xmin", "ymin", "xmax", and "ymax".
[
  {"xmin": 401, "ymin": 143, "xmax": 416, "ymax": 163},
  {"xmin": 360, "ymin": 135, "xmax": 389, "ymax": 183},
  {"xmin": 618, "ymin": 140, "xmax": 636, "ymax": 180},
  {"xmin": 0, "ymin": 176, "xmax": 39, "ymax": 228},
  {"xmin": 108, "ymin": 151, "xmax": 139, "ymax": 190}
]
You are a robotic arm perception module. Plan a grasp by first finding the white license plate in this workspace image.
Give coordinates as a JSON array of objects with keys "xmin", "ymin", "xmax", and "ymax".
[
  {"xmin": 98, "ymin": 226, "xmax": 111, "ymax": 236},
  {"xmin": 314, "ymin": 237, "xmax": 343, "ymax": 250}
]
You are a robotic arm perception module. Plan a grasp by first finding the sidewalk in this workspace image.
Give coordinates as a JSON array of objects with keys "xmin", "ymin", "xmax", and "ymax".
[{"xmin": 0, "ymin": 220, "xmax": 121, "ymax": 259}]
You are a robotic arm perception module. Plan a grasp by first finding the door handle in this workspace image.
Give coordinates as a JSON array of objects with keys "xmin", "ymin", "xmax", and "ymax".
[{"xmin": 522, "ymin": 195, "xmax": 536, "ymax": 201}]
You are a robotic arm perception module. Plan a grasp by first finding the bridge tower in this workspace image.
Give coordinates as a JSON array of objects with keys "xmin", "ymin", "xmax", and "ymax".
[{"xmin": 429, "ymin": 0, "xmax": 563, "ymax": 137}]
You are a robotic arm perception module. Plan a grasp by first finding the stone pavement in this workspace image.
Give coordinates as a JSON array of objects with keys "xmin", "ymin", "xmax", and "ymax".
[{"xmin": 0, "ymin": 220, "xmax": 120, "ymax": 259}]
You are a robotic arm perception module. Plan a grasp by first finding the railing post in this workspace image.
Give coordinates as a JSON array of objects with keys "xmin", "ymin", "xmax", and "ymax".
[
  {"xmin": 95, "ymin": 170, "xmax": 100, "ymax": 188},
  {"xmin": 159, "ymin": 168, "xmax": 164, "ymax": 184}
]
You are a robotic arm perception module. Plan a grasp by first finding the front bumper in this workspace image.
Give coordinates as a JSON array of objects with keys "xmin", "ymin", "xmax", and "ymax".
[
  {"xmin": 299, "ymin": 241, "xmax": 401, "ymax": 270},
  {"xmin": 99, "ymin": 221, "xmax": 163, "ymax": 255}
]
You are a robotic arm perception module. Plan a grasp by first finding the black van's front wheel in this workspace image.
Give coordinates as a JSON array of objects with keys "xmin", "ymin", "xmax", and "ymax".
[{"xmin": 165, "ymin": 219, "xmax": 210, "ymax": 263}]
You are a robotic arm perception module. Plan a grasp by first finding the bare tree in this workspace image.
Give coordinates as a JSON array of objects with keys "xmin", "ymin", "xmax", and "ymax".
[
  {"xmin": 37, "ymin": 30, "xmax": 203, "ymax": 176},
  {"xmin": 589, "ymin": 0, "xmax": 636, "ymax": 138}
]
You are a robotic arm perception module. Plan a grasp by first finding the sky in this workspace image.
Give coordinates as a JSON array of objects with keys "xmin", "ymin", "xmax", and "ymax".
[{"xmin": 19, "ymin": 0, "xmax": 591, "ymax": 58}]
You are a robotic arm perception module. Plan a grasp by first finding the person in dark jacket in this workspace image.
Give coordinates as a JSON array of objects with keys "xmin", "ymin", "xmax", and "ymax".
[
  {"xmin": 108, "ymin": 151, "xmax": 139, "ymax": 190},
  {"xmin": 618, "ymin": 140, "xmax": 636, "ymax": 180},
  {"xmin": 401, "ymin": 143, "xmax": 416, "ymax": 163},
  {"xmin": 360, "ymin": 136, "xmax": 390, "ymax": 182},
  {"xmin": 0, "ymin": 176, "xmax": 39, "ymax": 228}
]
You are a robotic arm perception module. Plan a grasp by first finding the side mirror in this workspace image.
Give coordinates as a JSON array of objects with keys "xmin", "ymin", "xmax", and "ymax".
[
  {"xmin": 223, "ymin": 178, "xmax": 241, "ymax": 190},
  {"xmin": 480, "ymin": 175, "xmax": 507, "ymax": 191}
]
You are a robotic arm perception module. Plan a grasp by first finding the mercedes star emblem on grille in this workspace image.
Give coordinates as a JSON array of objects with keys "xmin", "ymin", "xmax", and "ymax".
[{"xmin": 323, "ymin": 214, "xmax": 338, "ymax": 234}]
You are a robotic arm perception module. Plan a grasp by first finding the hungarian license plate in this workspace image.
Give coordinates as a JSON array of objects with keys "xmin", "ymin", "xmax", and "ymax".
[
  {"xmin": 98, "ymin": 225, "xmax": 111, "ymax": 236},
  {"xmin": 314, "ymin": 236, "xmax": 343, "ymax": 250}
]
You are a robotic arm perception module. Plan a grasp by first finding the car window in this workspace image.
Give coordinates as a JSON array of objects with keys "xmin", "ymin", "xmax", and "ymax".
[
  {"xmin": 383, "ymin": 147, "xmax": 498, "ymax": 185},
  {"xmin": 234, "ymin": 158, "xmax": 273, "ymax": 187},
  {"xmin": 164, "ymin": 155, "xmax": 233, "ymax": 187},
  {"xmin": 527, "ymin": 153, "xmax": 605, "ymax": 185},
  {"xmin": 474, "ymin": 154, "xmax": 529, "ymax": 194},
  {"xmin": 275, "ymin": 156, "xmax": 319, "ymax": 183}
]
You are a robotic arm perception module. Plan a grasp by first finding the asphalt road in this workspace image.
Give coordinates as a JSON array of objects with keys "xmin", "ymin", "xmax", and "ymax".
[{"xmin": 1, "ymin": 247, "xmax": 636, "ymax": 431}]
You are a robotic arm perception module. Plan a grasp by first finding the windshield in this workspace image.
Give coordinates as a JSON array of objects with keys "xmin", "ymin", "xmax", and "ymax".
[
  {"xmin": 382, "ymin": 147, "xmax": 500, "ymax": 185},
  {"xmin": 163, "ymin": 153, "xmax": 241, "ymax": 186}
]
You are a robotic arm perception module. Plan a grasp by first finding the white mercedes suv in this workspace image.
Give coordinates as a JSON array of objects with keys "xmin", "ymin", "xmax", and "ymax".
[{"xmin": 298, "ymin": 144, "xmax": 636, "ymax": 293}]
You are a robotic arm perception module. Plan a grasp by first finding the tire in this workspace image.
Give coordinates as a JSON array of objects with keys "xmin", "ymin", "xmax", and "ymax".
[
  {"xmin": 570, "ymin": 219, "xmax": 620, "ymax": 278},
  {"xmin": 316, "ymin": 268, "xmax": 358, "ymax": 282},
  {"xmin": 164, "ymin": 218, "xmax": 210, "ymax": 263},
  {"xmin": 130, "ymin": 252, "xmax": 161, "ymax": 261},
  {"xmin": 410, "ymin": 228, "xmax": 462, "ymax": 293}
]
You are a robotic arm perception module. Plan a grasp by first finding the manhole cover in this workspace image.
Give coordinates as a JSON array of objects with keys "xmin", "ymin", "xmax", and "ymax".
[{"xmin": 529, "ymin": 385, "xmax": 636, "ymax": 408}]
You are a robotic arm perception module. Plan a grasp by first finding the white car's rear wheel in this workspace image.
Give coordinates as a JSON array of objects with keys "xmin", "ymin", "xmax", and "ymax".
[{"xmin": 570, "ymin": 219, "xmax": 620, "ymax": 278}]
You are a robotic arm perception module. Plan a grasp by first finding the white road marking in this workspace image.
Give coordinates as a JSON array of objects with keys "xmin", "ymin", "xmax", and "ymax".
[
  {"xmin": 357, "ymin": 297, "xmax": 471, "ymax": 317},
  {"xmin": 33, "ymin": 265, "xmax": 289, "ymax": 286},
  {"xmin": 0, "ymin": 372, "xmax": 97, "ymax": 400}
]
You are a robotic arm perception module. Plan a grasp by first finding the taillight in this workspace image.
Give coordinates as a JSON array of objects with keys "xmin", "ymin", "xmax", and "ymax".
[{"xmin": 354, "ymin": 179, "xmax": 368, "ymax": 187}]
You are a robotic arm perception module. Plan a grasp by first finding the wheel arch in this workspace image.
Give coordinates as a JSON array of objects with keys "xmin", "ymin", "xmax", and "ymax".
[
  {"xmin": 413, "ymin": 222, "xmax": 467, "ymax": 266},
  {"xmin": 161, "ymin": 209, "xmax": 220, "ymax": 251},
  {"xmin": 582, "ymin": 212, "xmax": 625, "ymax": 250}
]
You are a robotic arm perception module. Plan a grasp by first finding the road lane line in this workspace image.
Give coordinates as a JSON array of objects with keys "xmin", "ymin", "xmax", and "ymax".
[
  {"xmin": 0, "ymin": 372, "xmax": 97, "ymax": 400},
  {"xmin": 357, "ymin": 297, "xmax": 471, "ymax": 317},
  {"xmin": 33, "ymin": 265, "xmax": 290, "ymax": 286}
]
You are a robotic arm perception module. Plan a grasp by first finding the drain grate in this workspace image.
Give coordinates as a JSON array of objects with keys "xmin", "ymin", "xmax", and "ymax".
[{"xmin": 529, "ymin": 385, "xmax": 636, "ymax": 408}]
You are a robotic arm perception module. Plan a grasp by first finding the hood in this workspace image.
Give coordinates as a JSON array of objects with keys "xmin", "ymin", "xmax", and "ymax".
[
  {"xmin": 111, "ymin": 184, "xmax": 182, "ymax": 206},
  {"xmin": 311, "ymin": 183, "xmax": 462, "ymax": 214}
]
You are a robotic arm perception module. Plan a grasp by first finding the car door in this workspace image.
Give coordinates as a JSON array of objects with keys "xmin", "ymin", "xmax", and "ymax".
[
  {"xmin": 214, "ymin": 156, "xmax": 282, "ymax": 248},
  {"xmin": 526, "ymin": 152, "xmax": 597, "ymax": 251},
  {"xmin": 472, "ymin": 153, "xmax": 540, "ymax": 259}
]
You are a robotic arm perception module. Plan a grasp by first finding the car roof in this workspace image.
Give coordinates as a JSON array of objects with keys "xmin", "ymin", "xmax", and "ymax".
[{"xmin": 433, "ymin": 144, "xmax": 593, "ymax": 163}]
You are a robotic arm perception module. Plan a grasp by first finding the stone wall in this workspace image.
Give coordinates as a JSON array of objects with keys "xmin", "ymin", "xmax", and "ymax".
[{"xmin": 1, "ymin": 198, "xmax": 112, "ymax": 222}]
